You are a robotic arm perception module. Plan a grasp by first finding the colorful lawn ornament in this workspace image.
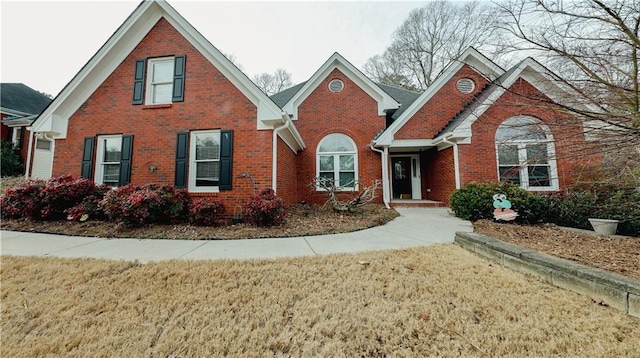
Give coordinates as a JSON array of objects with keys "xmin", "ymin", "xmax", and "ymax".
[{"xmin": 493, "ymin": 194, "xmax": 518, "ymax": 221}]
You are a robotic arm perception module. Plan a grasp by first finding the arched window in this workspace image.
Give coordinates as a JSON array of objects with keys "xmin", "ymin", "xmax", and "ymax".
[
  {"xmin": 317, "ymin": 133, "xmax": 357, "ymax": 189},
  {"xmin": 495, "ymin": 116, "xmax": 558, "ymax": 190}
]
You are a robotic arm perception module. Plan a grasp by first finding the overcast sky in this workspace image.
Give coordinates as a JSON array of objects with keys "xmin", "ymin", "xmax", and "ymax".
[{"xmin": 1, "ymin": 0, "xmax": 438, "ymax": 97}]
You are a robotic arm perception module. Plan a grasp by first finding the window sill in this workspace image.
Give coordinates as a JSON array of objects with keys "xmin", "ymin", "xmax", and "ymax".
[{"xmin": 142, "ymin": 103, "xmax": 172, "ymax": 109}]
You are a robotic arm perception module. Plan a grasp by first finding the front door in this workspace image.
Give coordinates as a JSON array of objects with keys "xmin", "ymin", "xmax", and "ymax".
[{"xmin": 391, "ymin": 155, "xmax": 421, "ymax": 199}]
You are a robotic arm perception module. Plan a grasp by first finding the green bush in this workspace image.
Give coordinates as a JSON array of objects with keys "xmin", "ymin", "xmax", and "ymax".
[
  {"xmin": 449, "ymin": 182, "xmax": 533, "ymax": 222},
  {"xmin": 1, "ymin": 141, "xmax": 23, "ymax": 177}
]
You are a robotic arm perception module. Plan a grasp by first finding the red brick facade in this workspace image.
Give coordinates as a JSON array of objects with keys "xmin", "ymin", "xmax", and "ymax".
[
  {"xmin": 38, "ymin": 6, "xmax": 602, "ymax": 208},
  {"xmin": 52, "ymin": 18, "xmax": 274, "ymax": 204},
  {"xmin": 458, "ymin": 79, "xmax": 600, "ymax": 191},
  {"xmin": 293, "ymin": 69, "xmax": 385, "ymax": 204},
  {"xmin": 395, "ymin": 65, "xmax": 490, "ymax": 139}
]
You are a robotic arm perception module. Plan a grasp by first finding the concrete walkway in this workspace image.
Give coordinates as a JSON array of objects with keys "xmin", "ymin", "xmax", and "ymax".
[{"xmin": 0, "ymin": 207, "xmax": 472, "ymax": 263}]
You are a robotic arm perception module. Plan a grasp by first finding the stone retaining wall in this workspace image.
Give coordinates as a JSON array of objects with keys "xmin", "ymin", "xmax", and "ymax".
[{"xmin": 455, "ymin": 231, "xmax": 640, "ymax": 318}]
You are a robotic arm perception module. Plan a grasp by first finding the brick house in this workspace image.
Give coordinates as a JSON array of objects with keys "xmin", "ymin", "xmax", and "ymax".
[
  {"xmin": 27, "ymin": 0, "xmax": 600, "ymax": 207},
  {"xmin": 1, "ymin": 83, "xmax": 52, "ymax": 171}
]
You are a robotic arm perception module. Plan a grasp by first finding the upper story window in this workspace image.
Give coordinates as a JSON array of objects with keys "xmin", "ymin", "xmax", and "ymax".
[
  {"xmin": 495, "ymin": 116, "xmax": 558, "ymax": 191},
  {"xmin": 146, "ymin": 57, "xmax": 174, "ymax": 104},
  {"xmin": 132, "ymin": 55, "xmax": 186, "ymax": 105},
  {"xmin": 317, "ymin": 133, "xmax": 358, "ymax": 190}
]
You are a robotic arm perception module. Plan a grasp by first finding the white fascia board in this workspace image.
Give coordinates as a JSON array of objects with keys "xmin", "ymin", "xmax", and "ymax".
[
  {"xmin": 283, "ymin": 53, "xmax": 399, "ymax": 119},
  {"xmin": 31, "ymin": 1, "xmax": 160, "ymax": 137},
  {"xmin": 32, "ymin": 0, "xmax": 283, "ymax": 137},
  {"xmin": 376, "ymin": 48, "xmax": 505, "ymax": 146},
  {"xmin": 1, "ymin": 107, "xmax": 33, "ymax": 117},
  {"xmin": 151, "ymin": 2, "xmax": 285, "ymax": 127},
  {"xmin": 389, "ymin": 139, "xmax": 435, "ymax": 148}
]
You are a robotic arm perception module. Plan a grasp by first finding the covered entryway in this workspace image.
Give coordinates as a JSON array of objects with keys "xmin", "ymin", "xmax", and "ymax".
[{"xmin": 391, "ymin": 154, "xmax": 421, "ymax": 199}]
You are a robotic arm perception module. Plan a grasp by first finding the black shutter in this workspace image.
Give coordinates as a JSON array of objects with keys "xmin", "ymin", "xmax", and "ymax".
[
  {"xmin": 18, "ymin": 126, "xmax": 26, "ymax": 149},
  {"xmin": 219, "ymin": 130, "xmax": 233, "ymax": 191},
  {"xmin": 119, "ymin": 135, "xmax": 133, "ymax": 186},
  {"xmin": 81, "ymin": 137, "xmax": 95, "ymax": 179},
  {"xmin": 175, "ymin": 132, "xmax": 188, "ymax": 189},
  {"xmin": 132, "ymin": 59, "xmax": 146, "ymax": 104},
  {"xmin": 172, "ymin": 55, "xmax": 186, "ymax": 102}
]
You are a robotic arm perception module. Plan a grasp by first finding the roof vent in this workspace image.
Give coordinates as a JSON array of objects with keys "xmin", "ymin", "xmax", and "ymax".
[
  {"xmin": 328, "ymin": 79, "xmax": 344, "ymax": 93},
  {"xmin": 456, "ymin": 78, "xmax": 475, "ymax": 94}
]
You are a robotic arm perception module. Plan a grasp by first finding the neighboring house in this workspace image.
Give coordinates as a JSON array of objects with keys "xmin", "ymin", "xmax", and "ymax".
[
  {"xmin": 1, "ymin": 83, "xmax": 52, "ymax": 170},
  {"xmin": 28, "ymin": 0, "xmax": 600, "ymax": 207}
]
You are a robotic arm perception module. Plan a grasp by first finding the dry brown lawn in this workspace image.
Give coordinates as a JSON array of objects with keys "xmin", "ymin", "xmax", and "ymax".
[{"xmin": 2, "ymin": 245, "xmax": 639, "ymax": 357}]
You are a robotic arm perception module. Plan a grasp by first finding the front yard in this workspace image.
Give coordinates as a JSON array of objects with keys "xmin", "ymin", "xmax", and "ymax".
[{"xmin": 2, "ymin": 245, "xmax": 639, "ymax": 357}]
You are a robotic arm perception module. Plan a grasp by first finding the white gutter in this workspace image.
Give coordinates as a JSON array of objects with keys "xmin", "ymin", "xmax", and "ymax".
[
  {"xmin": 272, "ymin": 113, "xmax": 293, "ymax": 193},
  {"xmin": 370, "ymin": 143, "xmax": 391, "ymax": 209},
  {"xmin": 24, "ymin": 127, "xmax": 35, "ymax": 179},
  {"xmin": 436, "ymin": 132, "xmax": 461, "ymax": 189}
]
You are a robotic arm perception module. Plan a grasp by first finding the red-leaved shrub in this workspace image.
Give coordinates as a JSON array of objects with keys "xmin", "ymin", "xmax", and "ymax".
[
  {"xmin": 189, "ymin": 198, "xmax": 225, "ymax": 226},
  {"xmin": 1, "ymin": 175, "xmax": 108, "ymax": 220},
  {"xmin": 98, "ymin": 183, "xmax": 189, "ymax": 225},
  {"xmin": 244, "ymin": 188, "xmax": 286, "ymax": 227}
]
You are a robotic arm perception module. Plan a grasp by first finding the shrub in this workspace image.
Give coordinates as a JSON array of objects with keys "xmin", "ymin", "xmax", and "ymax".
[
  {"xmin": 449, "ymin": 182, "xmax": 533, "ymax": 222},
  {"xmin": 245, "ymin": 188, "xmax": 286, "ymax": 227},
  {"xmin": 1, "ymin": 141, "xmax": 23, "ymax": 177},
  {"xmin": 189, "ymin": 198, "xmax": 225, "ymax": 226},
  {"xmin": 99, "ymin": 183, "xmax": 189, "ymax": 225},
  {"xmin": 0, "ymin": 175, "xmax": 107, "ymax": 220}
]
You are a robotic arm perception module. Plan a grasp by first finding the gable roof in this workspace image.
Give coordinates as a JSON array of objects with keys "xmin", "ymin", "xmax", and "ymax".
[
  {"xmin": 374, "ymin": 47, "xmax": 505, "ymax": 146},
  {"xmin": 447, "ymin": 57, "xmax": 596, "ymax": 140},
  {"xmin": 270, "ymin": 82, "xmax": 307, "ymax": 108},
  {"xmin": 31, "ymin": 0, "xmax": 290, "ymax": 138},
  {"xmin": 375, "ymin": 83, "xmax": 422, "ymax": 119},
  {"xmin": 281, "ymin": 52, "xmax": 400, "ymax": 119},
  {"xmin": 1, "ymin": 83, "xmax": 52, "ymax": 116}
]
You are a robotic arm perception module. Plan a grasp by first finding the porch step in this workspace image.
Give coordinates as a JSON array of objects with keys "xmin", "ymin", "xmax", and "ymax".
[{"xmin": 390, "ymin": 200, "xmax": 445, "ymax": 208}]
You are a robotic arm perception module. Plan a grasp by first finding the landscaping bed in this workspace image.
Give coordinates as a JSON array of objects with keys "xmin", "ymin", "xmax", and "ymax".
[
  {"xmin": 473, "ymin": 220, "xmax": 640, "ymax": 281},
  {"xmin": 0, "ymin": 204, "xmax": 398, "ymax": 240}
]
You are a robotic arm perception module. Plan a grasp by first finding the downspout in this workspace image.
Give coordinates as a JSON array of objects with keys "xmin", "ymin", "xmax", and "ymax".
[
  {"xmin": 440, "ymin": 133, "xmax": 461, "ymax": 189},
  {"xmin": 272, "ymin": 114, "xmax": 293, "ymax": 193},
  {"xmin": 24, "ymin": 127, "xmax": 35, "ymax": 179},
  {"xmin": 370, "ymin": 143, "xmax": 391, "ymax": 209}
]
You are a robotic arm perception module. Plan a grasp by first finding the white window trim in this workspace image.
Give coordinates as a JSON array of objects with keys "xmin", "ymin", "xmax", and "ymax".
[
  {"xmin": 189, "ymin": 130, "xmax": 221, "ymax": 193},
  {"xmin": 316, "ymin": 134, "xmax": 359, "ymax": 191},
  {"xmin": 95, "ymin": 134, "xmax": 123, "ymax": 187},
  {"xmin": 495, "ymin": 116, "xmax": 559, "ymax": 191},
  {"xmin": 11, "ymin": 127, "xmax": 22, "ymax": 147},
  {"xmin": 145, "ymin": 56, "xmax": 174, "ymax": 105}
]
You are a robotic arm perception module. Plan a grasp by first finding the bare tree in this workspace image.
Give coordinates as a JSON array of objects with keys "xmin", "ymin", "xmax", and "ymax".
[
  {"xmin": 497, "ymin": 0, "xmax": 639, "ymax": 140},
  {"xmin": 253, "ymin": 69, "xmax": 293, "ymax": 95},
  {"xmin": 312, "ymin": 177, "xmax": 380, "ymax": 212},
  {"xmin": 364, "ymin": 1, "xmax": 505, "ymax": 90},
  {"xmin": 222, "ymin": 52, "xmax": 244, "ymax": 72}
]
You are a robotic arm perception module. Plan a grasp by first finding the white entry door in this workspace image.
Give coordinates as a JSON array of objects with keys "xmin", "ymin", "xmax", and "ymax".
[{"xmin": 391, "ymin": 154, "xmax": 422, "ymax": 199}]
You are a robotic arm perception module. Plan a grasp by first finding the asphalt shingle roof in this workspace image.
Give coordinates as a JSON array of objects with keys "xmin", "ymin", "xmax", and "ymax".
[
  {"xmin": 269, "ymin": 82, "xmax": 307, "ymax": 108},
  {"xmin": 1, "ymin": 83, "xmax": 52, "ymax": 115}
]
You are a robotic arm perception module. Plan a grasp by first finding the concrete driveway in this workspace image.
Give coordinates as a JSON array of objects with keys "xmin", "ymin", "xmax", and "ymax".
[{"xmin": 0, "ymin": 207, "xmax": 472, "ymax": 262}]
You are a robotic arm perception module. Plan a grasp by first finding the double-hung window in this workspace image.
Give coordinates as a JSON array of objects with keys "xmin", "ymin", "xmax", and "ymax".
[
  {"xmin": 146, "ymin": 57, "xmax": 174, "ymax": 104},
  {"xmin": 189, "ymin": 130, "xmax": 221, "ymax": 192},
  {"xmin": 317, "ymin": 133, "xmax": 358, "ymax": 190},
  {"xmin": 495, "ymin": 116, "xmax": 558, "ymax": 190},
  {"xmin": 96, "ymin": 135, "xmax": 122, "ymax": 187},
  {"xmin": 132, "ymin": 55, "xmax": 186, "ymax": 105}
]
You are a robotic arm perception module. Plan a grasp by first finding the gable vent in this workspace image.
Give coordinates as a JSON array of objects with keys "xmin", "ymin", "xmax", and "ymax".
[
  {"xmin": 328, "ymin": 79, "xmax": 344, "ymax": 93},
  {"xmin": 456, "ymin": 78, "xmax": 475, "ymax": 94}
]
